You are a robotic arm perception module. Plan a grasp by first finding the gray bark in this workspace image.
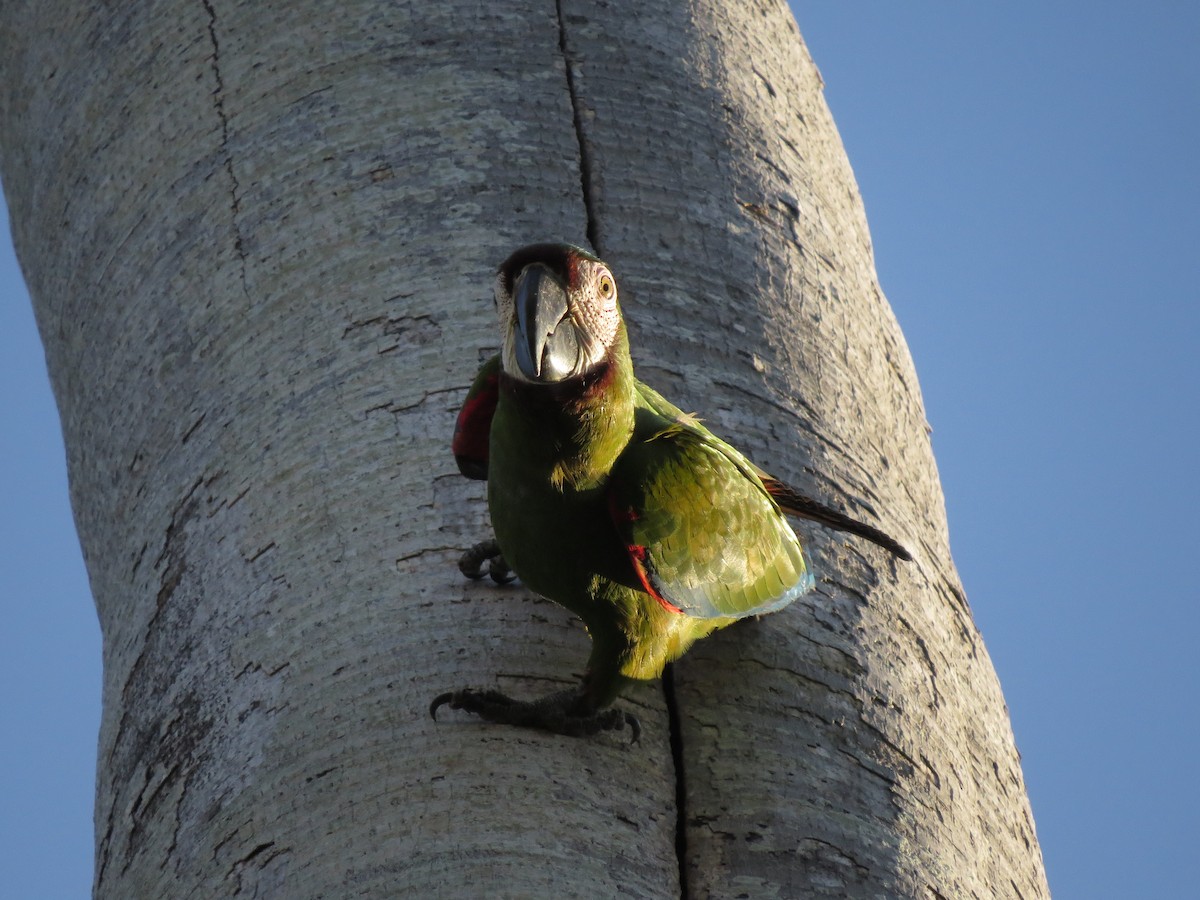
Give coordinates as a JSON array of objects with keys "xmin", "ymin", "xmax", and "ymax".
[{"xmin": 0, "ymin": 0, "xmax": 1048, "ymax": 897}]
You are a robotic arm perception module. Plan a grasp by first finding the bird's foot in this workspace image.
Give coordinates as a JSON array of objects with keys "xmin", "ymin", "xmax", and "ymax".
[
  {"xmin": 458, "ymin": 539, "xmax": 514, "ymax": 584},
  {"xmin": 430, "ymin": 687, "xmax": 640, "ymax": 743}
]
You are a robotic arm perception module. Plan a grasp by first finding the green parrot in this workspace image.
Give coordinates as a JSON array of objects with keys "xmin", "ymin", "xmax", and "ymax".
[{"xmin": 432, "ymin": 243, "xmax": 910, "ymax": 740}]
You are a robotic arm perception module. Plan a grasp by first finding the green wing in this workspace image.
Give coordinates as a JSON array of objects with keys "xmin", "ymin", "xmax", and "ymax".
[
  {"xmin": 607, "ymin": 388, "xmax": 814, "ymax": 619},
  {"xmin": 636, "ymin": 380, "xmax": 913, "ymax": 561}
]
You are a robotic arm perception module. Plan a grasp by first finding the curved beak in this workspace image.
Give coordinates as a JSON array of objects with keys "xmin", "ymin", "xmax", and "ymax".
[{"xmin": 512, "ymin": 263, "xmax": 581, "ymax": 382}]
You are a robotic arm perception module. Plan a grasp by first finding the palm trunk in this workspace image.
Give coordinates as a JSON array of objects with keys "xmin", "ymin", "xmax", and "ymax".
[{"xmin": 0, "ymin": 0, "xmax": 1048, "ymax": 896}]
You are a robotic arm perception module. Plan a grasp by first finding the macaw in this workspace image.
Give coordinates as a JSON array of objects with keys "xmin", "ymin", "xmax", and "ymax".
[{"xmin": 432, "ymin": 243, "xmax": 910, "ymax": 740}]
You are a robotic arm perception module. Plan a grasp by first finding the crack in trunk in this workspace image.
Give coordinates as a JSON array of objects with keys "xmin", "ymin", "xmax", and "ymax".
[
  {"xmin": 664, "ymin": 664, "xmax": 690, "ymax": 898},
  {"xmin": 554, "ymin": 0, "xmax": 601, "ymax": 255},
  {"xmin": 556, "ymin": 10, "xmax": 688, "ymax": 891},
  {"xmin": 201, "ymin": 0, "xmax": 250, "ymax": 294}
]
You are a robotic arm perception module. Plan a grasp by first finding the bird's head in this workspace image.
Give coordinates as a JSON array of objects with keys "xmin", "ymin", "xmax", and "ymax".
[{"xmin": 494, "ymin": 243, "xmax": 622, "ymax": 384}]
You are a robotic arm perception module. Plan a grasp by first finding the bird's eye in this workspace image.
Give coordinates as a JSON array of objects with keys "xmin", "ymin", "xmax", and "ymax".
[{"xmin": 598, "ymin": 274, "xmax": 615, "ymax": 300}]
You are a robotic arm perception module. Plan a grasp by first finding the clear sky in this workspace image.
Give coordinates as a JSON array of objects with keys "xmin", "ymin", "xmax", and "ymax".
[{"xmin": 1, "ymin": 3, "xmax": 1196, "ymax": 897}]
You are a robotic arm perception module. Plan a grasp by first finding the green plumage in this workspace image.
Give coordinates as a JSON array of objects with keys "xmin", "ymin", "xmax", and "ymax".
[
  {"xmin": 485, "ymin": 317, "xmax": 807, "ymax": 706},
  {"xmin": 613, "ymin": 383, "xmax": 813, "ymax": 620},
  {"xmin": 433, "ymin": 243, "xmax": 907, "ymax": 738}
]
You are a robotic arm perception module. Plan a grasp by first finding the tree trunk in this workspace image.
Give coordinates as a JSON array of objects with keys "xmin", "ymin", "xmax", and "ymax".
[{"xmin": 0, "ymin": 0, "xmax": 1049, "ymax": 897}]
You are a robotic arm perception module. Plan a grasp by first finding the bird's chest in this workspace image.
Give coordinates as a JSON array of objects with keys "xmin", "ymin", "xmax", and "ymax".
[{"xmin": 487, "ymin": 423, "xmax": 633, "ymax": 612}]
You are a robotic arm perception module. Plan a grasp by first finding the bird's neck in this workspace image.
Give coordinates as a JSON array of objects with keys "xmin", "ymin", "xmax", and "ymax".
[{"xmin": 499, "ymin": 326, "xmax": 636, "ymax": 492}]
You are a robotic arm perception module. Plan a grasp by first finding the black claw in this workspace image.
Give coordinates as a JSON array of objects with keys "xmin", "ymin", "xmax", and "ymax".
[
  {"xmin": 430, "ymin": 688, "xmax": 513, "ymax": 720},
  {"xmin": 429, "ymin": 692, "xmax": 453, "ymax": 720},
  {"xmin": 488, "ymin": 556, "xmax": 514, "ymax": 584},
  {"xmin": 430, "ymin": 686, "xmax": 638, "ymax": 742},
  {"xmin": 609, "ymin": 710, "xmax": 648, "ymax": 748}
]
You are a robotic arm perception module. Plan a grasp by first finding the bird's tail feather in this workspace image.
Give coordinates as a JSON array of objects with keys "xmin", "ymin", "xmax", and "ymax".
[{"xmin": 761, "ymin": 478, "xmax": 913, "ymax": 561}]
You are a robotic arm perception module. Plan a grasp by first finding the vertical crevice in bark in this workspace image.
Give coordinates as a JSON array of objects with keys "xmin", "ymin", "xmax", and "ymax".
[
  {"xmin": 554, "ymin": 1, "xmax": 601, "ymax": 254},
  {"xmin": 664, "ymin": 663, "xmax": 690, "ymax": 899},
  {"xmin": 200, "ymin": 0, "xmax": 249, "ymax": 293}
]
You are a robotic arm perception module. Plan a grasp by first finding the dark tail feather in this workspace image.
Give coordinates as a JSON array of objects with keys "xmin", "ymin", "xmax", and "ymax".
[{"xmin": 763, "ymin": 478, "xmax": 913, "ymax": 562}]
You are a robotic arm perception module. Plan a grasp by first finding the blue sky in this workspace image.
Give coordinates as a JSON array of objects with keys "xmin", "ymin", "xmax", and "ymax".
[{"xmin": 2, "ymin": 4, "xmax": 1197, "ymax": 897}]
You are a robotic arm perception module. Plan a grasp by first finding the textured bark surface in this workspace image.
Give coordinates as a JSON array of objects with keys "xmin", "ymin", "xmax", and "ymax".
[{"xmin": 0, "ymin": 0, "xmax": 1048, "ymax": 897}]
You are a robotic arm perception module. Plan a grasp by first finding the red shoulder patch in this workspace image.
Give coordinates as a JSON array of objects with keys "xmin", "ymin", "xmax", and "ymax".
[
  {"xmin": 452, "ymin": 370, "xmax": 498, "ymax": 480},
  {"xmin": 606, "ymin": 490, "xmax": 681, "ymax": 614}
]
